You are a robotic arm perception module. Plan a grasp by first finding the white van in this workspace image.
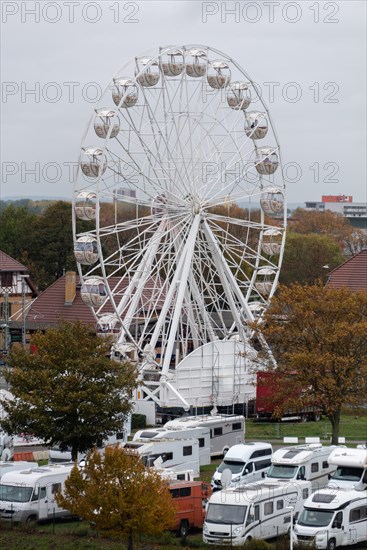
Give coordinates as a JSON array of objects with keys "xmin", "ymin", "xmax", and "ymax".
[
  {"xmin": 265, "ymin": 444, "xmax": 340, "ymax": 491},
  {"xmin": 203, "ymin": 479, "xmax": 312, "ymax": 545},
  {"xmin": 164, "ymin": 414, "xmax": 244, "ymax": 457},
  {"xmin": 0, "ymin": 464, "xmax": 74, "ymax": 523},
  {"xmin": 133, "ymin": 426, "xmax": 211, "ymax": 466},
  {"xmin": 0, "ymin": 461, "xmax": 38, "ymax": 479},
  {"xmin": 211, "ymin": 442, "xmax": 272, "ymax": 491},
  {"xmin": 327, "ymin": 447, "xmax": 367, "ymax": 489},
  {"xmin": 124, "ymin": 437, "xmax": 200, "ymax": 478},
  {"xmin": 293, "ymin": 488, "xmax": 367, "ymax": 549}
]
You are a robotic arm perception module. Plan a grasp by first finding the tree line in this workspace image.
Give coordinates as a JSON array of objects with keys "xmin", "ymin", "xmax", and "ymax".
[{"xmin": 1, "ymin": 199, "xmax": 366, "ymax": 291}]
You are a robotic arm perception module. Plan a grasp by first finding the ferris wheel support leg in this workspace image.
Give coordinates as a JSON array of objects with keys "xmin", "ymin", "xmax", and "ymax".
[
  {"xmin": 203, "ymin": 220, "xmax": 256, "ymax": 322},
  {"xmin": 148, "ymin": 214, "xmax": 201, "ymax": 360},
  {"xmin": 114, "ymin": 222, "xmax": 166, "ymax": 344},
  {"xmin": 202, "ymin": 221, "xmax": 247, "ymax": 342},
  {"xmin": 160, "ymin": 215, "xmax": 201, "ymax": 375}
]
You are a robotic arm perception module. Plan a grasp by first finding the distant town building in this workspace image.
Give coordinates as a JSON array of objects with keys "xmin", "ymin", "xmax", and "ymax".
[
  {"xmin": 326, "ymin": 249, "xmax": 367, "ymax": 292},
  {"xmin": 0, "ymin": 251, "xmax": 37, "ymax": 350},
  {"xmin": 305, "ymin": 195, "xmax": 367, "ymax": 230}
]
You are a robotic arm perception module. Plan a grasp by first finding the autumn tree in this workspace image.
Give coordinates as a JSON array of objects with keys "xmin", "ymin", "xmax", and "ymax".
[
  {"xmin": 0, "ymin": 321, "xmax": 137, "ymax": 460},
  {"xmin": 252, "ymin": 283, "xmax": 367, "ymax": 444},
  {"xmin": 56, "ymin": 445, "xmax": 176, "ymax": 550},
  {"xmin": 279, "ymin": 232, "xmax": 344, "ymax": 285}
]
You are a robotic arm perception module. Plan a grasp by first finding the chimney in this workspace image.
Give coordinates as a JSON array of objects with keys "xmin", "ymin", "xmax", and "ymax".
[{"xmin": 64, "ymin": 271, "xmax": 76, "ymax": 305}]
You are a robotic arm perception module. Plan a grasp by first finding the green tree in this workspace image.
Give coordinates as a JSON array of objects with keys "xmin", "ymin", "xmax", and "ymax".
[
  {"xmin": 252, "ymin": 283, "xmax": 367, "ymax": 444},
  {"xmin": 27, "ymin": 201, "xmax": 77, "ymax": 289},
  {"xmin": 56, "ymin": 445, "xmax": 176, "ymax": 550},
  {"xmin": 0, "ymin": 204, "xmax": 37, "ymax": 259},
  {"xmin": 280, "ymin": 232, "xmax": 344, "ymax": 285},
  {"xmin": 0, "ymin": 321, "xmax": 137, "ymax": 460}
]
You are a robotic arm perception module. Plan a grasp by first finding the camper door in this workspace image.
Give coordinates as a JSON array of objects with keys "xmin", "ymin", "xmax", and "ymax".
[{"xmin": 30, "ymin": 483, "xmax": 48, "ymax": 518}]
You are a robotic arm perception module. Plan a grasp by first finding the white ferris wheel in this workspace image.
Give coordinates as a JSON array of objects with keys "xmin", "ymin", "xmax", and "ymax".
[{"xmin": 72, "ymin": 45, "xmax": 286, "ymax": 412}]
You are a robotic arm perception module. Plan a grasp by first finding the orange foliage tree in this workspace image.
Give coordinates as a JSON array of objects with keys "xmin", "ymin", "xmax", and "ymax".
[
  {"xmin": 56, "ymin": 445, "xmax": 176, "ymax": 550},
  {"xmin": 252, "ymin": 283, "xmax": 367, "ymax": 444}
]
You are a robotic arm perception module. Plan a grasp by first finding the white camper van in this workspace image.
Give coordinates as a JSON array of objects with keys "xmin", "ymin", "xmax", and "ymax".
[
  {"xmin": 265, "ymin": 444, "xmax": 340, "ymax": 490},
  {"xmin": 211, "ymin": 442, "xmax": 272, "ymax": 491},
  {"xmin": 0, "ymin": 464, "xmax": 74, "ymax": 523},
  {"xmin": 0, "ymin": 461, "xmax": 38, "ymax": 479},
  {"xmin": 124, "ymin": 437, "xmax": 200, "ymax": 477},
  {"xmin": 293, "ymin": 487, "xmax": 367, "ymax": 549},
  {"xmin": 164, "ymin": 414, "xmax": 244, "ymax": 457},
  {"xmin": 133, "ymin": 426, "xmax": 211, "ymax": 466},
  {"xmin": 327, "ymin": 447, "xmax": 367, "ymax": 490},
  {"xmin": 203, "ymin": 479, "xmax": 312, "ymax": 545}
]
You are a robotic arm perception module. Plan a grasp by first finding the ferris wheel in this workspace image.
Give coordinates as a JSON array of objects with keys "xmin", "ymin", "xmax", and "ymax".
[{"xmin": 72, "ymin": 45, "xmax": 286, "ymax": 410}]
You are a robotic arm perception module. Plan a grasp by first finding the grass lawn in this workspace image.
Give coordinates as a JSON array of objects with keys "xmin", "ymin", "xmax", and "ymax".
[{"xmin": 245, "ymin": 409, "xmax": 367, "ymax": 444}]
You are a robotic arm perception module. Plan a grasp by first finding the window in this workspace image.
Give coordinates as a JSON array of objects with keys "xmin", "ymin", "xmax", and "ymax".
[
  {"xmin": 51, "ymin": 483, "xmax": 61, "ymax": 495},
  {"xmin": 350, "ymin": 506, "xmax": 367, "ymax": 523},
  {"xmin": 322, "ymin": 461, "xmax": 329, "ymax": 469},
  {"xmin": 1, "ymin": 272, "xmax": 13, "ymax": 287},
  {"xmin": 277, "ymin": 500, "xmax": 284, "ymax": 510},
  {"xmin": 254, "ymin": 505, "xmax": 259, "ymax": 521},
  {"xmin": 183, "ymin": 446, "xmax": 192, "ymax": 456},
  {"xmin": 198, "ymin": 438, "xmax": 205, "ymax": 448},
  {"xmin": 232, "ymin": 423, "xmax": 242, "ymax": 431},
  {"xmin": 255, "ymin": 459, "xmax": 271, "ymax": 471},
  {"xmin": 264, "ymin": 502, "xmax": 274, "ymax": 515},
  {"xmin": 170, "ymin": 487, "xmax": 192, "ymax": 499},
  {"xmin": 311, "ymin": 463, "xmax": 319, "ymax": 473},
  {"xmin": 214, "ymin": 427, "xmax": 223, "ymax": 436},
  {"xmin": 162, "ymin": 452, "xmax": 173, "ymax": 462},
  {"xmin": 250, "ymin": 448, "xmax": 272, "ymax": 459},
  {"xmin": 244, "ymin": 462, "xmax": 254, "ymax": 474},
  {"xmin": 303, "ymin": 488, "xmax": 309, "ymax": 500}
]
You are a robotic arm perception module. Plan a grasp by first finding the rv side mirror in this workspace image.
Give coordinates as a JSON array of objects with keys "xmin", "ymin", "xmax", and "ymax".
[
  {"xmin": 328, "ymin": 473, "xmax": 332, "ymax": 479},
  {"xmin": 261, "ymin": 471, "xmax": 266, "ymax": 478}
]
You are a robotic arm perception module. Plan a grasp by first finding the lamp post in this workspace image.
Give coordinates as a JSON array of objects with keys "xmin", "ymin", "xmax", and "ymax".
[
  {"xmin": 287, "ymin": 506, "xmax": 294, "ymax": 550},
  {"xmin": 19, "ymin": 274, "xmax": 30, "ymax": 348}
]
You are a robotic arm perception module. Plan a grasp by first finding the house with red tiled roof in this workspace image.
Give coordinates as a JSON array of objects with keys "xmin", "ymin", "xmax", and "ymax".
[
  {"xmin": 0, "ymin": 250, "xmax": 38, "ymax": 348},
  {"xmin": 326, "ymin": 249, "xmax": 367, "ymax": 291}
]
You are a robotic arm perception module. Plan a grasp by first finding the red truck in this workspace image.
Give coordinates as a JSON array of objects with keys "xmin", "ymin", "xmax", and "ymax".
[
  {"xmin": 255, "ymin": 371, "xmax": 322, "ymax": 422},
  {"xmin": 169, "ymin": 480, "xmax": 211, "ymax": 537}
]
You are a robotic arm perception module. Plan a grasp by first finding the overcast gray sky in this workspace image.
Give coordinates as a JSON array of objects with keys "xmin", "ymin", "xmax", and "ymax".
[{"xmin": 1, "ymin": 0, "xmax": 366, "ymax": 204}]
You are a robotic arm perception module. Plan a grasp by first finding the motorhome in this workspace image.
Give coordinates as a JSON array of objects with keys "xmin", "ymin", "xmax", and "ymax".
[
  {"xmin": 133, "ymin": 426, "xmax": 211, "ymax": 466},
  {"xmin": 211, "ymin": 442, "xmax": 272, "ymax": 491},
  {"xmin": 49, "ymin": 432, "xmax": 127, "ymax": 463},
  {"xmin": 0, "ymin": 464, "xmax": 74, "ymax": 523},
  {"xmin": 293, "ymin": 487, "xmax": 367, "ymax": 549},
  {"xmin": 169, "ymin": 479, "xmax": 211, "ymax": 537},
  {"xmin": 164, "ymin": 414, "xmax": 244, "ymax": 457},
  {"xmin": 265, "ymin": 444, "xmax": 340, "ymax": 490},
  {"xmin": 0, "ymin": 461, "xmax": 38, "ymax": 479},
  {"xmin": 203, "ymin": 479, "xmax": 312, "ymax": 545},
  {"xmin": 124, "ymin": 437, "xmax": 200, "ymax": 478},
  {"xmin": 327, "ymin": 447, "xmax": 367, "ymax": 489}
]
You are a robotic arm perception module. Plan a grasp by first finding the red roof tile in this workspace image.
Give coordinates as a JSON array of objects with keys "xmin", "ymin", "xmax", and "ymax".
[
  {"xmin": 0, "ymin": 250, "xmax": 28, "ymax": 272},
  {"xmin": 327, "ymin": 249, "xmax": 367, "ymax": 291}
]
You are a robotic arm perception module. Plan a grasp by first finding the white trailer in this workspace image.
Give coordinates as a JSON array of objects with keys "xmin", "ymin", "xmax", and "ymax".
[
  {"xmin": 293, "ymin": 487, "xmax": 367, "ymax": 549},
  {"xmin": 0, "ymin": 461, "xmax": 38, "ymax": 479},
  {"xmin": 124, "ymin": 437, "xmax": 200, "ymax": 478},
  {"xmin": 164, "ymin": 414, "xmax": 244, "ymax": 457},
  {"xmin": 0, "ymin": 464, "xmax": 74, "ymax": 522},
  {"xmin": 327, "ymin": 447, "xmax": 367, "ymax": 489},
  {"xmin": 203, "ymin": 479, "xmax": 312, "ymax": 545},
  {"xmin": 133, "ymin": 426, "xmax": 211, "ymax": 466},
  {"xmin": 265, "ymin": 444, "xmax": 341, "ymax": 491},
  {"xmin": 211, "ymin": 442, "xmax": 272, "ymax": 491}
]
